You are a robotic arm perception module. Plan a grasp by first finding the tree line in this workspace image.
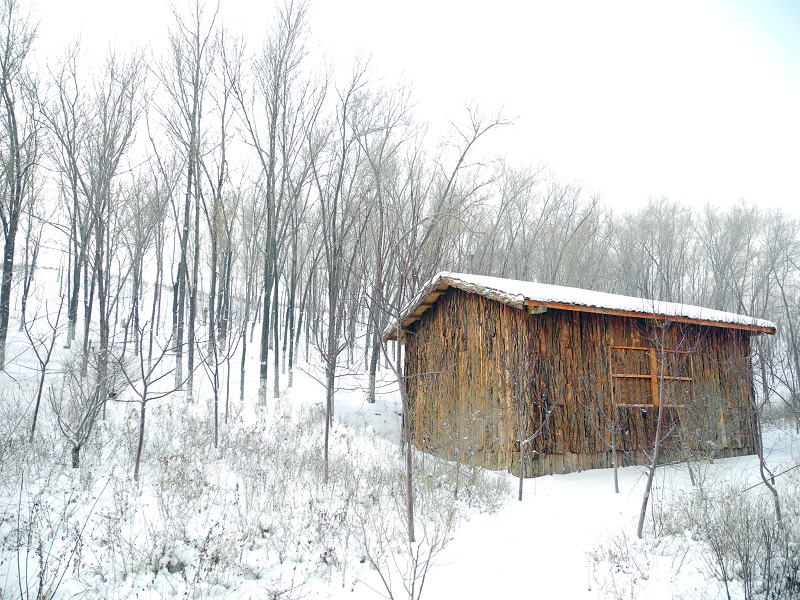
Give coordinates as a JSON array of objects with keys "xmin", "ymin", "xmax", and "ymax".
[{"xmin": 3, "ymin": 0, "xmax": 799, "ymax": 477}]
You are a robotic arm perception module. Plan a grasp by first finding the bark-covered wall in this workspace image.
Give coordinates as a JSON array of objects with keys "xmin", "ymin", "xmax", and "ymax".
[{"xmin": 404, "ymin": 287, "xmax": 755, "ymax": 476}]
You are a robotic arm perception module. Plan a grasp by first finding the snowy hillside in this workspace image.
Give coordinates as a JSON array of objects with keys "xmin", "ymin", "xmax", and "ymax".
[
  {"xmin": 1, "ymin": 291, "xmax": 798, "ymax": 599},
  {"xmin": 2, "ymin": 1, "xmax": 800, "ymax": 597}
]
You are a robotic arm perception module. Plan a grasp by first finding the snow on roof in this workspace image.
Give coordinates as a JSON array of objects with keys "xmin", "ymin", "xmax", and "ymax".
[{"xmin": 385, "ymin": 271, "xmax": 776, "ymax": 339}]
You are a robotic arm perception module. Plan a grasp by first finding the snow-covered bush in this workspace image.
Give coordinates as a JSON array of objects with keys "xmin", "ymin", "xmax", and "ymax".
[{"xmin": 662, "ymin": 479, "xmax": 800, "ymax": 600}]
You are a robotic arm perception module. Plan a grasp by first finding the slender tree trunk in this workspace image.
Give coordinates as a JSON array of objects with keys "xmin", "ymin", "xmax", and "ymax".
[
  {"xmin": 187, "ymin": 189, "xmax": 201, "ymax": 401},
  {"xmin": 148, "ymin": 228, "xmax": 164, "ymax": 369},
  {"xmin": 283, "ymin": 247, "xmax": 295, "ymax": 378},
  {"xmin": 174, "ymin": 157, "xmax": 194, "ymax": 388},
  {"xmin": 397, "ymin": 327, "xmax": 415, "ymax": 542},
  {"xmin": 81, "ymin": 261, "xmax": 96, "ymax": 376},
  {"xmin": 283, "ymin": 237, "xmax": 297, "ymax": 388},
  {"xmin": 250, "ymin": 287, "xmax": 261, "ymax": 344},
  {"xmin": 611, "ymin": 418, "xmax": 619, "ymax": 494},
  {"xmin": 0, "ymin": 226, "xmax": 18, "ymax": 369},
  {"xmin": 323, "ymin": 352, "xmax": 335, "ymax": 482},
  {"xmin": 94, "ymin": 203, "xmax": 110, "ymax": 419},
  {"xmin": 134, "ymin": 399, "xmax": 147, "ymax": 481},
  {"xmin": 218, "ymin": 247, "xmax": 231, "ymax": 350},
  {"xmin": 207, "ymin": 225, "xmax": 218, "ymax": 354},
  {"xmin": 225, "ymin": 345, "xmax": 232, "ymax": 423},
  {"xmin": 66, "ymin": 203, "xmax": 85, "ymax": 349},
  {"xmin": 518, "ymin": 403, "xmax": 525, "ymax": 501},
  {"xmin": 272, "ymin": 270, "xmax": 280, "ymax": 399},
  {"xmin": 367, "ymin": 330, "xmax": 380, "ymax": 404},
  {"xmin": 130, "ymin": 258, "xmax": 141, "ymax": 355},
  {"xmin": 29, "ymin": 360, "xmax": 48, "ymax": 443},
  {"xmin": 18, "ymin": 223, "xmax": 39, "ymax": 331},
  {"xmin": 257, "ymin": 254, "xmax": 273, "ymax": 405},
  {"xmin": 239, "ymin": 325, "xmax": 248, "ymax": 404},
  {"xmin": 637, "ymin": 400, "xmax": 665, "ymax": 538},
  {"xmin": 751, "ymin": 385, "xmax": 782, "ymax": 522},
  {"xmin": 637, "ymin": 330, "xmax": 667, "ymax": 538},
  {"xmin": 213, "ymin": 352, "xmax": 219, "ymax": 448}
]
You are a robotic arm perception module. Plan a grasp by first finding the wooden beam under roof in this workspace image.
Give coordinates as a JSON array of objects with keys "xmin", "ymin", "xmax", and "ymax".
[{"xmin": 522, "ymin": 300, "xmax": 776, "ymax": 334}]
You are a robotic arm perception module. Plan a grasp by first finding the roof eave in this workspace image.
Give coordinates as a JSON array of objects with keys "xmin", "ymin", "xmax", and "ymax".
[
  {"xmin": 382, "ymin": 275, "xmax": 777, "ymax": 340},
  {"xmin": 522, "ymin": 300, "xmax": 777, "ymax": 335}
]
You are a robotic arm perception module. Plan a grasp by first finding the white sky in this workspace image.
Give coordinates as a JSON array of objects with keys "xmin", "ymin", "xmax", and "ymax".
[{"xmin": 29, "ymin": 0, "xmax": 800, "ymax": 215}]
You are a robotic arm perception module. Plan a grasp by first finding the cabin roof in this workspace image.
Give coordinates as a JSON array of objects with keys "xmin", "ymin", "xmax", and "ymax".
[{"xmin": 384, "ymin": 271, "xmax": 777, "ymax": 340}]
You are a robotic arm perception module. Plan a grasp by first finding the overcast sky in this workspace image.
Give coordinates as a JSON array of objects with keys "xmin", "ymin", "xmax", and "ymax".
[{"xmin": 30, "ymin": 0, "xmax": 800, "ymax": 215}]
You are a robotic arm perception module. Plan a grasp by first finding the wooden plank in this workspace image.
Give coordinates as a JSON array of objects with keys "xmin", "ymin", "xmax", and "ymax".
[
  {"xmin": 648, "ymin": 347, "xmax": 659, "ymax": 406},
  {"xmin": 613, "ymin": 373, "xmax": 693, "ymax": 382},
  {"xmin": 610, "ymin": 344, "xmax": 691, "ymax": 353},
  {"xmin": 525, "ymin": 300, "xmax": 775, "ymax": 334}
]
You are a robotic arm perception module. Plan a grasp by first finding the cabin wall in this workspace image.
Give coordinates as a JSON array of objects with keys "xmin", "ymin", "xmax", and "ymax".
[{"xmin": 404, "ymin": 288, "xmax": 755, "ymax": 477}]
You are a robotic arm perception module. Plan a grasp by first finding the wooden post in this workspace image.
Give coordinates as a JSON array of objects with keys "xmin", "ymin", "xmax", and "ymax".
[{"xmin": 648, "ymin": 347, "xmax": 659, "ymax": 406}]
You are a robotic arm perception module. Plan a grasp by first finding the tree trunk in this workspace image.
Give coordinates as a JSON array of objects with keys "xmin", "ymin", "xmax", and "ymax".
[
  {"xmin": 66, "ymin": 252, "xmax": 82, "ymax": 348},
  {"xmin": 29, "ymin": 367, "xmax": 47, "ymax": 443},
  {"xmin": 240, "ymin": 289, "xmax": 251, "ymax": 405},
  {"xmin": 207, "ymin": 225, "xmax": 218, "ymax": 354},
  {"xmin": 72, "ymin": 444, "xmax": 81, "ymax": 469},
  {"xmin": 0, "ymin": 227, "xmax": 18, "ymax": 369},
  {"xmin": 397, "ymin": 327, "xmax": 416, "ymax": 542},
  {"xmin": 18, "ymin": 224, "xmax": 38, "ymax": 331},
  {"xmin": 174, "ymin": 157, "xmax": 194, "ymax": 388},
  {"xmin": 286, "ymin": 250, "xmax": 297, "ymax": 387},
  {"xmin": 95, "ymin": 206, "xmax": 109, "ymax": 419},
  {"xmin": 272, "ymin": 270, "xmax": 280, "ymax": 399},
  {"xmin": 637, "ymin": 338, "xmax": 667, "ymax": 539},
  {"xmin": 257, "ymin": 254, "xmax": 273, "ymax": 405},
  {"xmin": 149, "ymin": 232, "xmax": 163, "ymax": 370},
  {"xmin": 518, "ymin": 405, "xmax": 525, "ymax": 501},
  {"xmin": 751, "ymin": 394, "xmax": 782, "ymax": 522},
  {"xmin": 187, "ymin": 190, "xmax": 201, "ymax": 401},
  {"xmin": 323, "ymin": 355, "xmax": 334, "ymax": 482},
  {"xmin": 367, "ymin": 330, "xmax": 380, "ymax": 404},
  {"xmin": 81, "ymin": 261, "xmax": 96, "ymax": 376},
  {"xmin": 611, "ymin": 419, "xmax": 619, "ymax": 494},
  {"xmin": 218, "ymin": 247, "xmax": 231, "ymax": 350}
]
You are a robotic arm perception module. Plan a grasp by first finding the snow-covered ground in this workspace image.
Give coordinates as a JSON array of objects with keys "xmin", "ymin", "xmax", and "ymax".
[{"xmin": 1, "ymin": 280, "xmax": 799, "ymax": 599}]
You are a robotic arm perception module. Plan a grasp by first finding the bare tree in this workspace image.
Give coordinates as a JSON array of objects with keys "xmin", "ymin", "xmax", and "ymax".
[
  {"xmin": 0, "ymin": 0, "xmax": 38, "ymax": 369},
  {"xmin": 112, "ymin": 326, "xmax": 184, "ymax": 481},
  {"xmin": 636, "ymin": 321, "xmax": 696, "ymax": 538},
  {"xmin": 40, "ymin": 43, "xmax": 92, "ymax": 350},
  {"xmin": 374, "ymin": 107, "xmax": 509, "ymax": 542},
  {"xmin": 233, "ymin": 180, "xmax": 266, "ymax": 403},
  {"xmin": 158, "ymin": 0, "xmax": 218, "ymax": 395},
  {"xmin": 504, "ymin": 355, "xmax": 555, "ymax": 501},
  {"xmin": 228, "ymin": 0, "xmax": 312, "ymax": 404},
  {"xmin": 51, "ymin": 350, "xmax": 127, "ymax": 468},
  {"xmin": 17, "ymin": 171, "xmax": 43, "ymax": 329},
  {"xmin": 310, "ymin": 65, "xmax": 371, "ymax": 481},
  {"xmin": 578, "ymin": 367, "xmax": 622, "ymax": 493},
  {"xmin": 195, "ymin": 314, "xmax": 244, "ymax": 448},
  {"xmin": 24, "ymin": 298, "xmax": 63, "ymax": 442},
  {"xmin": 612, "ymin": 199, "xmax": 697, "ymax": 302},
  {"xmin": 81, "ymin": 52, "xmax": 143, "ymax": 412}
]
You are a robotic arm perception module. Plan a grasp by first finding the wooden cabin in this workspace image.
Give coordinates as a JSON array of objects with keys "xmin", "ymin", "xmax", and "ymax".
[{"xmin": 385, "ymin": 273, "xmax": 776, "ymax": 477}]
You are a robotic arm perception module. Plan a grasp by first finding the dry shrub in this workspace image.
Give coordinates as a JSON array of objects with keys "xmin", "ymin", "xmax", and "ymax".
[{"xmin": 663, "ymin": 477, "xmax": 800, "ymax": 600}]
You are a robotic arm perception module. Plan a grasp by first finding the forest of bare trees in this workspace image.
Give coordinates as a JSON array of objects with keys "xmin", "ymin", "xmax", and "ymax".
[
  {"xmin": 3, "ymin": 0, "xmax": 800, "ymax": 597},
  {"xmin": 2, "ymin": 0, "xmax": 799, "ymax": 444}
]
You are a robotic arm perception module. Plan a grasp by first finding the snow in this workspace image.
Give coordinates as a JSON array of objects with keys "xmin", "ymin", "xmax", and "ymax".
[
  {"xmin": 1, "ymin": 269, "xmax": 797, "ymax": 600},
  {"xmin": 390, "ymin": 272, "xmax": 777, "ymax": 335},
  {"xmin": 424, "ymin": 429, "xmax": 798, "ymax": 599}
]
